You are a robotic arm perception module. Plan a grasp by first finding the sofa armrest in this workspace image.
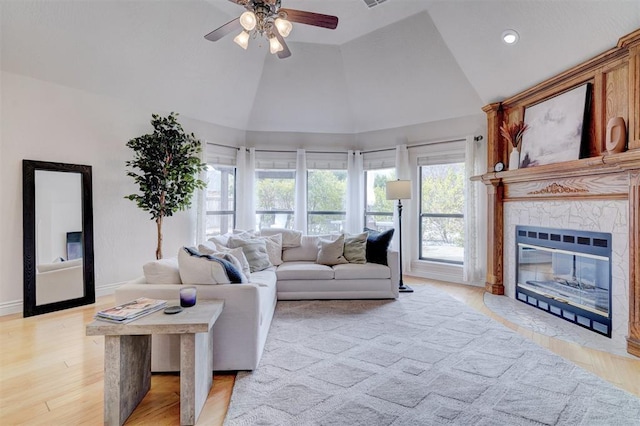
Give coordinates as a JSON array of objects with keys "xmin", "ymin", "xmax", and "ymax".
[{"xmin": 387, "ymin": 250, "xmax": 400, "ymax": 298}]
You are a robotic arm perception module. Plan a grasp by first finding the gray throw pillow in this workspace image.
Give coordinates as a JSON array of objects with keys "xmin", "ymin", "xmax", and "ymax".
[
  {"xmin": 316, "ymin": 234, "xmax": 348, "ymax": 266},
  {"xmin": 227, "ymin": 236, "xmax": 272, "ymax": 272},
  {"xmin": 343, "ymin": 232, "xmax": 368, "ymax": 264}
]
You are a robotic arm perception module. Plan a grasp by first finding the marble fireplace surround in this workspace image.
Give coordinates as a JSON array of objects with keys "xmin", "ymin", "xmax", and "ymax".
[
  {"xmin": 504, "ymin": 199, "xmax": 628, "ymax": 351},
  {"xmin": 477, "ymin": 151, "xmax": 640, "ymax": 357}
]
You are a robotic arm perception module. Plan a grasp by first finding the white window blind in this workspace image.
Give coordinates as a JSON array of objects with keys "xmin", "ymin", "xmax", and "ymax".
[
  {"xmin": 255, "ymin": 151, "xmax": 297, "ymax": 169},
  {"xmin": 415, "ymin": 140, "xmax": 466, "ymax": 166},
  {"xmin": 306, "ymin": 152, "xmax": 349, "ymax": 170},
  {"xmin": 206, "ymin": 143, "xmax": 237, "ymax": 166},
  {"xmin": 363, "ymin": 150, "xmax": 395, "ymax": 170}
]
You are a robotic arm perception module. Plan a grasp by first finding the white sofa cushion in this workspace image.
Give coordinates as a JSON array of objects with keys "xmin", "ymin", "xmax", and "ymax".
[
  {"xmin": 276, "ymin": 262, "xmax": 335, "ymax": 280},
  {"xmin": 333, "ymin": 262, "xmax": 391, "ymax": 280},
  {"xmin": 250, "ymin": 268, "xmax": 278, "ymax": 287},
  {"xmin": 37, "ymin": 258, "xmax": 83, "ymax": 273},
  {"xmin": 142, "ymin": 257, "xmax": 181, "ymax": 284}
]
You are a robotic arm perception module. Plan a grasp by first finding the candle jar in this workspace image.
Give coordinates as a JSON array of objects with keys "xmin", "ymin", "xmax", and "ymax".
[{"xmin": 179, "ymin": 286, "xmax": 197, "ymax": 307}]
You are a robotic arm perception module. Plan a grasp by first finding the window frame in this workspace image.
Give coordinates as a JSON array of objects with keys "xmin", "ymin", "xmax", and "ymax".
[{"xmin": 205, "ymin": 164, "xmax": 237, "ymax": 238}]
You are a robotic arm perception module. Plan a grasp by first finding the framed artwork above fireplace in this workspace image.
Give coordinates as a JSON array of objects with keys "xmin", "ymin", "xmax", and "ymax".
[{"xmin": 519, "ymin": 83, "xmax": 591, "ymax": 168}]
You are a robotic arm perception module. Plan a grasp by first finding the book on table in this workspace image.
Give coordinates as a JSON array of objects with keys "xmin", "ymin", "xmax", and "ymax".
[{"xmin": 95, "ymin": 297, "xmax": 167, "ymax": 324}]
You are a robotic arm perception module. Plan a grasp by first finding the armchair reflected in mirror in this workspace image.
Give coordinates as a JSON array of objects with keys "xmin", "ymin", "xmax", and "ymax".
[{"xmin": 23, "ymin": 160, "xmax": 95, "ymax": 317}]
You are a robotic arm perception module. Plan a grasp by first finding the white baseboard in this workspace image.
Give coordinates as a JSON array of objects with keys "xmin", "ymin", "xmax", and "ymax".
[
  {"xmin": 0, "ymin": 299, "xmax": 23, "ymax": 316},
  {"xmin": 0, "ymin": 281, "xmax": 126, "ymax": 317}
]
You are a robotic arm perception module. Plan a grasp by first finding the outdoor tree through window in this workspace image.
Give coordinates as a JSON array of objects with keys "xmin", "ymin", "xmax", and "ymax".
[
  {"xmin": 420, "ymin": 163, "xmax": 465, "ymax": 264},
  {"xmin": 255, "ymin": 170, "xmax": 295, "ymax": 229},
  {"xmin": 365, "ymin": 168, "xmax": 396, "ymax": 231},
  {"xmin": 307, "ymin": 170, "xmax": 347, "ymax": 235}
]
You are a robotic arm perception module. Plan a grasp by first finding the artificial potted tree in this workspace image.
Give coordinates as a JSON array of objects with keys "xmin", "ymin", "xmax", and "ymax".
[{"xmin": 125, "ymin": 112, "xmax": 206, "ymax": 259}]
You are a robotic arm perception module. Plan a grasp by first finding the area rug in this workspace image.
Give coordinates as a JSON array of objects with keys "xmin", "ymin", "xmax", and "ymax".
[{"xmin": 225, "ymin": 286, "xmax": 640, "ymax": 425}]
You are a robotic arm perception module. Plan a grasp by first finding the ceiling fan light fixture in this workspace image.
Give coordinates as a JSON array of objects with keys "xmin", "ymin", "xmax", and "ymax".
[
  {"xmin": 240, "ymin": 11, "xmax": 257, "ymax": 31},
  {"xmin": 274, "ymin": 18, "xmax": 292, "ymax": 38},
  {"xmin": 502, "ymin": 29, "xmax": 519, "ymax": 45},
  {"xmin": 269, "ymin": 36, "xmax": 284, "ymax": 54},
  {"xmin": 234, "ymin": 31, "xmax": 250, "ymax": 50}
]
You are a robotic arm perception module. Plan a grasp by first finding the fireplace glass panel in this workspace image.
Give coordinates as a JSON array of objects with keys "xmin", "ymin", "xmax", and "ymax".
[{"xmin": 517, "ymin": 243, "xmax": 610, "ymax": 317}]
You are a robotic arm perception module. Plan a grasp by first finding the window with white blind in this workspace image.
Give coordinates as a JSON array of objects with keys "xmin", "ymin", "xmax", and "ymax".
[
  {"xmin": 418, "ymin": 143, "xmax": 465, "ymax": 265},
  {"xmin": 306, "ymin": 152, "xmax": 348, "ymax": 235},
  {"xmin": 255, "ymin": 151, "xmax": 297, "ymax": 230},
  {"xmin": 204, "ymin": 144, "xmax": 238, "ymax": 239}
]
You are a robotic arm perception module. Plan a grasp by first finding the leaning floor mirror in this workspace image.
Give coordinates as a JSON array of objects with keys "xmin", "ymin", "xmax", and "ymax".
[{"xmin": 23, "ymin": 160, "xmax": 95, "ymax": 317}]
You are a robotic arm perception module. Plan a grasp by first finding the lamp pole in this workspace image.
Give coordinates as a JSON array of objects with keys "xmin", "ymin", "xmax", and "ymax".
[{"xmin": 397, "ymin": 197, "xmax": 413, "ymax": 293}]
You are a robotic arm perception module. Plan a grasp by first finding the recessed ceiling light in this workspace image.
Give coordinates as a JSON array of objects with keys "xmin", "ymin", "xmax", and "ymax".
[{"xmin": 502, "ymin": 29, "xmax": 519, "ymax": 45}]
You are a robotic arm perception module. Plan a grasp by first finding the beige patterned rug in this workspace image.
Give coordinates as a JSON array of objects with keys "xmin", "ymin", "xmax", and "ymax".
[{"xmin": 225, "ymin": 286, "xmax": 640, "ymax": 425}]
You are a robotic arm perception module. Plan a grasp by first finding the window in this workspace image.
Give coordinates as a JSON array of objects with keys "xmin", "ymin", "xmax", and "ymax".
[
  {"xmin": 419, "ymin": 162, "xmax": 465, "ymax": 264},
  {"xmin": 205, "ymin": 165, "xmax": 235, "ymax": 239},
  {"xmin": 364, "ymin": 168, "xmax": 396, "ymax": 232},
  {"xmin": 307, "ymin": 169, "xmax": 347, "ymax": 234},
  {"xmin": 255, "ymin": 169, "xmax": 295, "ymax": 230}
]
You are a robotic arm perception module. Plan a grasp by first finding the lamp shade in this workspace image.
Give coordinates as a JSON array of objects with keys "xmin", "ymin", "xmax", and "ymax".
[{"xmin": 386, "ymin": 180, "xmax": 411, "ymax": 200}]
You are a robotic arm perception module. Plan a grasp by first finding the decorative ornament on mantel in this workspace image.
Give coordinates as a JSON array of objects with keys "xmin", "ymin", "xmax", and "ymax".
[
  {"xmin": 605, "ymin": 117, "xmax": 627, "ymax": 154},
  {"xmin": 500, "ymin": 120, "xmax": 529, "ymax": 170}
]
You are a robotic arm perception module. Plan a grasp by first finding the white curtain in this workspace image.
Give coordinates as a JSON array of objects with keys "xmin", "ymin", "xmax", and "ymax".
[
  {"xmin": 463, "ymin": 136, "xmax": 484, "ymax": 284},
  {"xmin": 345, "ymin": 150, "xmax": 364, "ymax": 234},
  {"xmin": 236, "ymin": 147, "xmax": 256, "ymax": 231},
  {"xmin": 294, "ymin": 149, "xmax": 307, "ymax": 232},
  {"xmin": 194, "ymin": 142, "xmax": 208, "ymax": 245},
  {"xmin": 394, "ymin": 144, "xmax": 411, "ymax": 273}
]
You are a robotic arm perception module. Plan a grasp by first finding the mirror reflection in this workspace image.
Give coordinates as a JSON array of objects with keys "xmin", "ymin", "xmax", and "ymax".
[{"xmin": 34, "ymin": 170, "xmax": 84, "ymax": 305}]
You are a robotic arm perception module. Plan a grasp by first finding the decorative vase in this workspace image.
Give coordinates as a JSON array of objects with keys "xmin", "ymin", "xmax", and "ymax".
[{"xmin": 509, "ymin": 147, "xmax": 520, "ymax": 170}]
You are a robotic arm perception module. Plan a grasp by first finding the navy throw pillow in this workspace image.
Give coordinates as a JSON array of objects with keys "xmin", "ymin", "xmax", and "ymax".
[{"xmin": 363, "ymin": 227, "xmax": 394, "ymax": 265}]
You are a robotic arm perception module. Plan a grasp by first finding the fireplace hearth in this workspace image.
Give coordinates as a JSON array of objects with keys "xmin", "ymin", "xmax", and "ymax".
[{"xmin": 516, "ymin": 226, "xmax": 612, "ymax": 337}]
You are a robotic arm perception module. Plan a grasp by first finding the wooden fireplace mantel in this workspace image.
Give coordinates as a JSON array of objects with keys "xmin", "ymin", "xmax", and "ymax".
[{"xmin": 478, "ymin": 28, "xmax": 640, "ymax": 357}]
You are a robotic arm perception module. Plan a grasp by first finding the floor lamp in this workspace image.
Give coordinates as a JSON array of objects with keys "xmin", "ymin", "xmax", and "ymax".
[{"xmin": 386, "ymin": 179, "xmax": 413, "ymax": 293}]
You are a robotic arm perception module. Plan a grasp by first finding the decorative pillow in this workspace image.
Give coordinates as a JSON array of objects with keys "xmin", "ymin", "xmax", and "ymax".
[
  {"xmin": 142, "ymin": 257, "xmax": 181, "ymax": 284},
  {"xmin": 343, "ymin": 232, "xmax": 368, "ymax": 264},
  {"xmin": 199, "ymin": 243, "xmax": 251, "ymax": 281},
  {"xmin": 208, "ymin": 229, "xmax": 255, "ymax": 248},
  {"xmin": 227, "ymin": 236, "xmax": 273, "ymax": 272},
  {"xmin": 364, "ymin": 227, "xmax": 395, "ymax": 265},
  {"xmin": 259, "ymin": 228, "xmax": 302, "ymax": 248},
  {"xmin": 316, "ymin": 234, "xmax": 349, "ymax": 266},
  {"xmin": 178, "ymin": 247, "xmax": 244, "ymax": 284},
  {"xmin": 282, "ymin": 234, "xmax": 338, "ymax": 262},
  {"xmin": 260, "ymin": 233, "xmax": 283, "ymax": 266}
]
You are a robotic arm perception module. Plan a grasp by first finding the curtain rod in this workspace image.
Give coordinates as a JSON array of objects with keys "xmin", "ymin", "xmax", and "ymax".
[{"xmin": 206, "ymin": 135, "xmax": 483, "ymax": 155}]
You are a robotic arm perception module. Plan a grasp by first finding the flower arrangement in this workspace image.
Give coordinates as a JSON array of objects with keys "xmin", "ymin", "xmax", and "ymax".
[{"xmin": 500, "ymin": 120, "xmax": 529, "ymax": 148}]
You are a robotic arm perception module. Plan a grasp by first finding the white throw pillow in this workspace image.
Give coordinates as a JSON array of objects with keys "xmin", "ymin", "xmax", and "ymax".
[
  {"xmin": 282, "ymin": 234, "xmax": 338, "ymax": 262},
  {"xmin": 142, "ymin": 257, "xmax": 181, "ymax": 284},
  {"xmin": 343, "ymin": 232, "xmax": 368, "ymax": 264},
  {"xmin": 177, "ymin": 247, "xmax": 244, "ymax": 284},
  {"xmin": 198, "ymin": 243, "xmax": 251, "ymax": 282},
  {"xmin": 227, "ymin": 237, "xmax": 273, "ymax": 272},
  {"xmin": 259, "ymin": 228, "xmax": 302, "ymax": 248},
  {"xmin": 316, "ymin": 234, "xmax": 349, "ymax": 266}
]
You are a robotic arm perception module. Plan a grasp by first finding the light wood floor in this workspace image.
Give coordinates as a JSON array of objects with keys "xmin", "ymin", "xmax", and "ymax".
[{"xmin": 1, "ymin": 277, "xmax": 638, "ymax": 425}]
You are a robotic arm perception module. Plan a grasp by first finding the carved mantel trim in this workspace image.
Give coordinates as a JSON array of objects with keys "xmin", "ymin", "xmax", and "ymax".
[{"xmin": 528, "ymin": 183, "xmax": 588, "ymax": 195}]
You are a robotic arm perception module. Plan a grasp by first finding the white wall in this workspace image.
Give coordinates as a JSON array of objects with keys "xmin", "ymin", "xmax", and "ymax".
[
  {"xmin": 0, "ymin": 69, "xmax": 487, "ymax": 315},
  {"xmin": 0, "ymin": 71, "xmax": 245, "ymax": 313}
]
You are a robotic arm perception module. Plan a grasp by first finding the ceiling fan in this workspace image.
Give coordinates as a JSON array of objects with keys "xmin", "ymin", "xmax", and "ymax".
[{"xmin": 204, "ymin": 0, "xmax": 339, "ymax": 59}]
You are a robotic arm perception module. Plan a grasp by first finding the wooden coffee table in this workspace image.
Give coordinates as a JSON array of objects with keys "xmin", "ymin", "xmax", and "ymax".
[{"xmin": 86, "ymin": 299, "xmax": 224, "ymax": 426}]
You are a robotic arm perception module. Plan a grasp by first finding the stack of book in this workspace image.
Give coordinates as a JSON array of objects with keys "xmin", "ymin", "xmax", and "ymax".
[{"xmin": 94, "ymin": 297, "xmax": 167, "ymax": 324}]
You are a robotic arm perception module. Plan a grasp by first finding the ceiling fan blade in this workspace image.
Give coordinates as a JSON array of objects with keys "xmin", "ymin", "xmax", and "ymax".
[
  {"xmin": 273, "ymin": 29, "xmax": 291, "ymax": 59},
  {"xmin": 279, "ymin": 8, "xmax": 338, "ymax": 30},
  {"xmin": 204, "ymin": 17, "xmax": 242, "ymax": 42}
]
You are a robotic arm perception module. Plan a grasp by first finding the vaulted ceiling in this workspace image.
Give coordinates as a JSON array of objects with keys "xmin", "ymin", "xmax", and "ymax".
[{"xmin": 2, "ymin": 0, "xmax": 639, "ymax": 135}]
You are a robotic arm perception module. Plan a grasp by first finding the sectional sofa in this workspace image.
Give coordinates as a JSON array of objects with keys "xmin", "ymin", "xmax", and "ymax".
[{"xmin": 114, "ymin": 229, "xmax": 399, "ymax": 371}]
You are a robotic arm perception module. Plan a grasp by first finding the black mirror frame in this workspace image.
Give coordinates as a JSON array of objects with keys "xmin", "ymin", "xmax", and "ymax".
[{"xmin": 23, "ymin": 160, "xmax": 95, "ymax": 317}]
